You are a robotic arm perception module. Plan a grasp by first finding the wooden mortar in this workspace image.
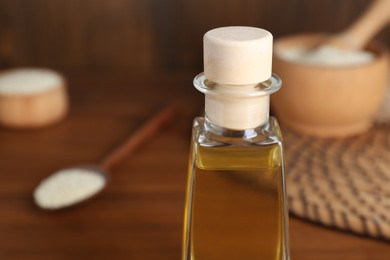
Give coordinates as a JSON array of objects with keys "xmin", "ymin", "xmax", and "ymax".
[{"xmin": 271, "ymin": 34, "xmax": 389, "ymax": 137}]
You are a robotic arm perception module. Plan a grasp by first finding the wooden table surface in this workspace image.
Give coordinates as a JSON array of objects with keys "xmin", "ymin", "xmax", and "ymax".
[{"xmin": 0, "ymin": 73, "xmax": 389, "ymax": 259}]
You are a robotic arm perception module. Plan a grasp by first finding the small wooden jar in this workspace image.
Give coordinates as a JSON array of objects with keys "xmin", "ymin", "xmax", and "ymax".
[
  {"xmin": 0, "ymin": 68, "xmax": 68, "ymax": 129},
  {"xmin": 271, "ymin": 34, "xmax": 390, "ymax": 137}
]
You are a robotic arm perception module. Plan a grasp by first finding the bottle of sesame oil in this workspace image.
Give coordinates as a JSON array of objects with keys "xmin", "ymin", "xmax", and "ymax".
[{"xmin": 182, "ymin": 27, "xmax": 290, "ymax": 259}]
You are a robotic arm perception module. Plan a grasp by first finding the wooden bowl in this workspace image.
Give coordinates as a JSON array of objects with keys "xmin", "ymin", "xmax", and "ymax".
[
  {"xmin": 0, "ymin": 68, "xmax": 68, "ymax": 129},
  {"xmin": 271, "ymin": 34, "xmax": 389, "ymax": 137}
]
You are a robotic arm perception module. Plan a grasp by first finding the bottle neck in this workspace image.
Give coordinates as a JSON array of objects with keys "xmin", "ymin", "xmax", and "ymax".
[
  {"xmin": 193, "ymin": 73, "xmax": 282, "ymax": 133},
  {"xmin": 204, "ymin": 116, "xmax": 263, "ymax": 139},
  {"xmin": 205, "ymin": 92, "xmax": 270, "ymax": 131}
]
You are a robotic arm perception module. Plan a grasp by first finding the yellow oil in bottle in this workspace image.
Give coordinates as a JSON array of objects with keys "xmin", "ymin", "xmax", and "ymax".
[{"xmin": 183, "ymin": 119, "xmax": 288, "ymax": 259}]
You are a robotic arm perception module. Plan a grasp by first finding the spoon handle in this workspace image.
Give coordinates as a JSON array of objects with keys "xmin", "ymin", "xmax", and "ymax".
[
  {"xmin": 327, "ymin": 0, "xmax": 390, "ymax": 50},
  {"xmin": 100, "ymin": 100, "xmax": 181, "ymax": 171}
]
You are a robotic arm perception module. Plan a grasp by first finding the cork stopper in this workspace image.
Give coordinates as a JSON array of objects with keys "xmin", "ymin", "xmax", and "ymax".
[
  {"xmin": 199, "ymin": 27, "xmax": 277, "ymax": 130},
  {"xmin": 204, "ymin": 26, "xmax": 273, "ymax": 85}
]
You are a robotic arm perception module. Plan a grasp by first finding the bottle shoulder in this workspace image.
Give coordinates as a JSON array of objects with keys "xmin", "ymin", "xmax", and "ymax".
[
  {"xmin": 191, "ymin": 117, "xmax": 284, "ymax": 170},
  {"xmin": 192, "ymin": 116, "xmax": 283, "ymax": 147}
]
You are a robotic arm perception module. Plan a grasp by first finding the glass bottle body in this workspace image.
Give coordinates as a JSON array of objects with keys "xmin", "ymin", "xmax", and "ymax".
[{"xmin": 183, "ymin": 117, "xmax": 289, "ymax": 260}]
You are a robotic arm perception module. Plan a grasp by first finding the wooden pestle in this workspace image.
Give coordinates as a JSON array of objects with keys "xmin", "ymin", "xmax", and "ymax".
[{"xmin": 324, "ymin": 0, "xmax": 390, "ymax": 50}]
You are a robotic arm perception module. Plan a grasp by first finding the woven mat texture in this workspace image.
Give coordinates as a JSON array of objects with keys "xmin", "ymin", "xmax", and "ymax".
[{"xmin": 284, "ymin": 123, "xmax": 390, "ymax": 240}]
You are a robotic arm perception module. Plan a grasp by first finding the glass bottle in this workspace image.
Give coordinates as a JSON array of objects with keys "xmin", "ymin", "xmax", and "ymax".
[{"xmin": 182, "ymin": 27, "xmax": 289, "ymax": 259}]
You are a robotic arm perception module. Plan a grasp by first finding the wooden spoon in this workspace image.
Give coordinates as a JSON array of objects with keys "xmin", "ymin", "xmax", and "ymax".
[{"xmin": 33, "ymin": 100, "xmax": 181, "ymax": 210}]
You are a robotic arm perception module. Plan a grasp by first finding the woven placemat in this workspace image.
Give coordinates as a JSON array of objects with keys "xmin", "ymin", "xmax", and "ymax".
[{"xmin": 284, "ymin": 122, "xmax": 390, "ymax": 240}]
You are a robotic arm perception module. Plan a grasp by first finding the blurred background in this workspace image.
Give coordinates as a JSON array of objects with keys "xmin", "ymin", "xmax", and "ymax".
[
  {"xmin": 0, "ymin": 1, "xmax": 390, "ymax": 259},
  {"xmin": 0, "ymin": 0, "xmax": 389, "ymax": 75}
]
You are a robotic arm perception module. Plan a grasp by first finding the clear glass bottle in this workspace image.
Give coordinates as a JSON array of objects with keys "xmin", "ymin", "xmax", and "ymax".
[{"xmin": 182, "ymin": 27, "xmax": 289, "ymax": 260}]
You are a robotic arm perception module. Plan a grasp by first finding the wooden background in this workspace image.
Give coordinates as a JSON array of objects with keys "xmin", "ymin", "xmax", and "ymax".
[
  {"xmin": 0, "ymin": 0, "xmax": 389, "ymax": 74},
  {"xmin": 1, "ymin": 74, "xmax": 390, "ymax": 259},
  {"xmin": 0, "ymin": 1, "xmax": 390, "ymax": 259}
]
